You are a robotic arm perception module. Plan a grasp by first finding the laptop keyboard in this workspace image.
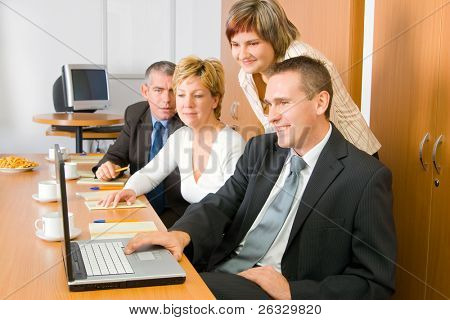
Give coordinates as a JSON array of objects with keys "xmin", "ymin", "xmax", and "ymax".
[{"xmin": 79, "ymin": 242, "xmax": 134, "ymax": 276}]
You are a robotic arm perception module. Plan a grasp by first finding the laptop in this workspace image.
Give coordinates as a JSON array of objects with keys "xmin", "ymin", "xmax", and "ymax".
[{"xmin": 54, "ymin": 144, "xmax": 186, "ymax": 291}]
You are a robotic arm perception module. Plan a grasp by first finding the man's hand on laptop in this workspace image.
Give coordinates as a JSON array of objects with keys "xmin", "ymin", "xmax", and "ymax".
[
  {"xmin": 124, "ymin": 231, "xmax": 191, "ymax": 261},
  {"xmin": 98, "ymin": 189, "xmax": 137, "ymax": 207},
  {"xmin": 96, "ymin": 161, "xmax": 120, "ymax": 181}
]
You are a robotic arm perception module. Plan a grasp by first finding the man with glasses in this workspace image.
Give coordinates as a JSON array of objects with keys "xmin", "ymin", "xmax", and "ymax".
[{"xmin": 124, "ymin": 56, "xmax": 396, "ymax": 300}]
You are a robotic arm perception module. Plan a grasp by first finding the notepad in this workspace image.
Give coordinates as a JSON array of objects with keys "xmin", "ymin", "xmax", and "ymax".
[
  {"xmin": 76, "ymin": 177, "xmax": 128, "ymax": 186},
  {"xmin": 77, "ymin": 170, "xmax": 96, "ymax": 178},
  {"xmin": 69, "ymin": 155, "xmax": 104, "ymax": 164},
  {"xmin": 76, "ymin": 190, "xmax": 116, "ymax": 201},
  {"xmin": 85, "ymin": 199, "xmax": 147, "ymax": 211},
  {"xmin": 89, "ymin": 221, "xmax": 157, "ymax": 240}
]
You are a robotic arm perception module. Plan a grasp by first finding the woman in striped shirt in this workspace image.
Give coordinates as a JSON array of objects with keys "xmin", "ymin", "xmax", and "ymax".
[{"xmin": 225, "ymin": 0, "xmax": 380, "ymax": 156}]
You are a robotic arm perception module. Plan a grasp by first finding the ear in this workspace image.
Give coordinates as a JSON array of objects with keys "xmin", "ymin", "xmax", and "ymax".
[
  {"xmin": 140, "ymin": 83, "xmax": 149, "ymax": 99},
  {"xmin": 212, "ymin": 95, "xmax": 219, "ymax": 109},
  {"xmin": 315, "ymin": 91, "xmax": 330, "ymax": 116}
]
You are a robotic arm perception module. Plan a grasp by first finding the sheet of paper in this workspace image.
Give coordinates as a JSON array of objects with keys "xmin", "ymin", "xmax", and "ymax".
[
  {"xmin": 69, "ymin": 155, "xmax": 103, "ymax": 164},
  {"xmin": 85, "ymin": 199, "xmax": 147, "ymax": 211},
  {"xmin": 76, "ymin": 190, "xmax": 116, "ymax": 201},
  {"xmin": 76, "ymin": 177, "xmax": 128, "ymax": 186},
  {"xmin": 70, "ymin": 155, "xmax": 103, "ymax": 160},
  {"xmin": 77, "ymin": 170, "xmax": 96, "ymax": 178},
  {"xmin": 89, "ymin": 221, "xmax": 157, "ymax": 240}
]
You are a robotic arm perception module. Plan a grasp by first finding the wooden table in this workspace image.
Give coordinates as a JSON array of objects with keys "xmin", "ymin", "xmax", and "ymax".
[
  {"xmin": 0, "ymin": 154, "xmax": 214, "ymax": 300},
  {"xmin": 33, "ymin": 113, "xmax": 124, "ymax": 153}
]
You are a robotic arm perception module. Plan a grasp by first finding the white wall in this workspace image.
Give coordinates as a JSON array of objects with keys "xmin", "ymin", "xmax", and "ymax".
[
  {"xmin": 175, "ymin": 0, "xmax": 222, "ymax": 61},
  {"xmin": 0, "ymin": 0, "xmax": 221, "ymax": 153},
  {"xmin": 361, "ymin": 0, "xmax": 375, "ymax": 126}
]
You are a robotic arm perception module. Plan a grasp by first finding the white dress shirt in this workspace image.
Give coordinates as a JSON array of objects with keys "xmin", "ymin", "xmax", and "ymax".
[
  {"xmin": 234, "ymin": 124, "xmax": 332, "ymax": 272},
  {"xmin": 238, "ymin": 40, "xmax": 380, "ymax": 155},
  {"xmin": 124, "ymin": 126, "xmax": 245, "ymax": 204}
]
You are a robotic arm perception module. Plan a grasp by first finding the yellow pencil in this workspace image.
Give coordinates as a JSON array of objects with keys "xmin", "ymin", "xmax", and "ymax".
[
  {"xmin": 90, "ymin": 186, "xmax": 123, "ymax": 190},
  {"xmin": 114, "ymin": 166, "xmax": 129, "ymax": 173}
]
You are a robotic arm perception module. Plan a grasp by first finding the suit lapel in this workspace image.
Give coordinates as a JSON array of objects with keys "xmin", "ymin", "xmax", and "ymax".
[
  {"xmin": 286, "ymin": 125, "xmax": 347, "ymax": 249},
  {"xmin": 236, "ymin": 142, "xmax": 290, "ymax": 242},
  {"xmin": 137, "ymin": 108, "xmax": 152, "ymax": 167}
]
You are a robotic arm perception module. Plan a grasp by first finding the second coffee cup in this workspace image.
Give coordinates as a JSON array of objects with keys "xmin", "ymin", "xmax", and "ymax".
[
  {"xmin": 36, "ymin": 180, "xmax": 60, "ymax": 201},
  {"xmin": 50, "ymin": 162, "xmax": 79, "ymax": 180}
]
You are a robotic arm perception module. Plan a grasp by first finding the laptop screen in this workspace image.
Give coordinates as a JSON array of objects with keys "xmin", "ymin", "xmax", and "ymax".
[{"xmin": 55, "ymin": 144, "xmax": 75, "ymax": 282}]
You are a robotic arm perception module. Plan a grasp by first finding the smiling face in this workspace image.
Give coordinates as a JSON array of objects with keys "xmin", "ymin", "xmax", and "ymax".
[
  {"xmin": 265, "ymin": 71, "xmax": 329, "ymax": 154},
  {"xmin": 176, "ymin": 76, "xmax": 219, "ymax": 130},
  {"xmin": 230, "ymin": 31, "xmax": 276, "ymax": 75},
  {"xmin": 141, "ymin": 70, "xmax": 176, "ymax": 121}
]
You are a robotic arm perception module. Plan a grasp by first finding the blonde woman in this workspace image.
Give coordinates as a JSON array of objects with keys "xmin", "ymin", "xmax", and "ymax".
[
  {"xmin": 226, "ymin": 0, "xmax": 380, "ymax": 156},
  {"xmin": 100, "ymin": 56, "xmax": 245, "ymax": 225}
]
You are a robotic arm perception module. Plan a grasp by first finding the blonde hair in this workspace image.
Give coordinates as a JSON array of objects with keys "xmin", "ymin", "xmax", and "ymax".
[
  {"xmin": 173, "ymin": 56, "xmax": 225, "ymax": 120},
  {"xmin": 226, "ymin": 0, "xmax": 299, "ymax": 60}
]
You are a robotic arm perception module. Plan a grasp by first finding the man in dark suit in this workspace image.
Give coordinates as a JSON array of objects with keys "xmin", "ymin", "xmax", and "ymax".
[
  {"xmin": 124, "ymin": 56, "xmax": 396, "ymax": 299},
  {"xmin": 93, "ymin": 61, "xmax": 188, "ymax": 227}
]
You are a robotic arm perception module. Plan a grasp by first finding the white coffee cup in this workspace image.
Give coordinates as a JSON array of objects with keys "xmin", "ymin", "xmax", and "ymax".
[
  {"xmin": 34, "ymin": 212, "xmax": 74, "ymax": 239},
  {"xmin": 48, "ymin": 146, "xmax": 68, "ymax": 161},
  {"xmin": 37, "ymin": 180, "xmax": 60, "ymax": 200},
  {"xmin": 64, "ymin": 162, "xmax": 78, "ymax": 179}
]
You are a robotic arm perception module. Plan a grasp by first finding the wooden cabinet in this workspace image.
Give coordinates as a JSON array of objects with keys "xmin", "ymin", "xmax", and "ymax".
[
  {"xmin": 371, "ymin": 0, "xmax": 449, "ymax": 299},
  {"xmin": 220, "ymin": 0, "xmax": 365, "ymax": 140},
  {"xmin": 425, "ymin": 2, "xmax": 450, "ymax": 300},
  {"xmin": 278, "ymin": 0, "xmax": 365, "ymax": 105}
]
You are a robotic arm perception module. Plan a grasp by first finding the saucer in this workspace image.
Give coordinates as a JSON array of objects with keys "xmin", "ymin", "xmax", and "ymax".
[
  {"xmin": 35, "ymin": 227, "xmax": 81, "ymax": 241},
  {"xmin": 32, "ymin": 194, "xmax": 58, "ymax": 203},
  {"xmin": 66, "ymin": 174, "xmax": 80, "ymax": 180},
  {"xmin": 45, "ymin": 155, "xmax": 69, "ymax": 162}
]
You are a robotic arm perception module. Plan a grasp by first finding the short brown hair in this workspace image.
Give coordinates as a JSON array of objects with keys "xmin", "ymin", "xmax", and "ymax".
[
  {"xmin": 173, "ymin": 56, "xmax": 225, "ymax": 120},
  {"xmin": 268, "ymin": 56, "xmax": 333, "ymax": 118},
  {"xmin": 226, "ymin": 0, "xmax": 299, "ymax": 60}
]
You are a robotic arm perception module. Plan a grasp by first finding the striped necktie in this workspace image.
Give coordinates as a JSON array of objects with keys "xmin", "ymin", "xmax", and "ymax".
[{"xmin": 215, "ymin": 155, "xmax": 307, "ymax": 274}]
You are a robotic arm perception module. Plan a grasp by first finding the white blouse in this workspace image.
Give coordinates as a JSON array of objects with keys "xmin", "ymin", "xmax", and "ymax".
[{"xmin": 124, "ymin": 126, "xmax": 246, "ymax": 203}]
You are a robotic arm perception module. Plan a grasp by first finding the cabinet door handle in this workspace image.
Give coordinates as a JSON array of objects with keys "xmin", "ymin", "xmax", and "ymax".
[
  {"xmin": 230, "ymin": 102, "xmax": 239, "ymax": 120},
  {"xmin": 419, "ymin": 132, "xmax": 430, "ymax": 170},
  {"xmin": 432, "ymin": 134, "xmax": 444, "ymax": 174}
]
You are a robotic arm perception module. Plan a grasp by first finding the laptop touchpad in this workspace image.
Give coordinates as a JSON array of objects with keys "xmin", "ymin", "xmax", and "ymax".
[{"xmin": 137, "ymin": 252, "xmax": 155, "ymax": 261}]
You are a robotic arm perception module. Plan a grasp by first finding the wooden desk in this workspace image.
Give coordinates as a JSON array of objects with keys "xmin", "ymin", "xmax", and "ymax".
[
  {"xmin": 33, "ymin": 113, "xmax": 124, "ymax": 153},
  {"xmin": 0, "ymin": 154, "xmax": 214, "ymax": 300},
  {"xmin": 45, "ymin": 127, "xmax": 121, "ymax": 140}
]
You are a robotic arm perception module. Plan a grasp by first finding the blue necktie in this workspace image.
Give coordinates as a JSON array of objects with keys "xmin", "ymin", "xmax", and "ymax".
[
  {"xmin": 215, "ymin": 155, "xmax": 307, "ymax": 274},
  {"xmin": 146, "ymin": 121, "xmax": 165, "ymax": 215}
]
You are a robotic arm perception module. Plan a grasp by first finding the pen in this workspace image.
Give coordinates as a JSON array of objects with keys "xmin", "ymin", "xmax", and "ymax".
[
  {"xmin": 114, "ymin": 166, "xmax": 129, "ymax": 173},
  {"xmin": 93, "ymin": 219, "xmax": 139, "ymax": 223},
  {"xmin": 90, "ymin": 186, "xmax": 122, "ymax": 190}
]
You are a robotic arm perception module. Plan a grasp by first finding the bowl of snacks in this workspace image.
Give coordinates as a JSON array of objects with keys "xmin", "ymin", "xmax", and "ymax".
[{"xmin": 0, "ymin": 156, "xmax": 39, "ymax": 173}]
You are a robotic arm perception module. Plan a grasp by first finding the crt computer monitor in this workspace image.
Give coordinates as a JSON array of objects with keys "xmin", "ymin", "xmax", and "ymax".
[{"xmin": 62, "ymin": 64, "xmax": 110, "ymax": 112}]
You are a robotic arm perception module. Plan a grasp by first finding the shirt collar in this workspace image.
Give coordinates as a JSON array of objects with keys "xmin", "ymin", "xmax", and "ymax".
[
  {"xmin": 151, "ymin": 115, "xmax": 169, "ymax": 129},
  {"xmin": 289, "ymin": 123, "xmax": 332, "ymax": 171},
  {"xmin": 238, "ymin": 68, "xmax": 255, "ymax": 88}
]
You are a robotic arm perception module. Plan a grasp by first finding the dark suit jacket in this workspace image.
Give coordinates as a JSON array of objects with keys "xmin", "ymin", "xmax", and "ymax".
[
  {"xmin": 172, "ymin": 124, "xmax": 396, "ymax": 299},
  {"xmin": 93, "ymin": 101, "xmax": 189, "ymax": 217}
]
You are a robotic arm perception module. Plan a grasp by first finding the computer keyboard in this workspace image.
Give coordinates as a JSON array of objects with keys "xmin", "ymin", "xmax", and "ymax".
[{"xmin": 79, "ymin": 242, "xmax": 134, "ymax": 276}]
